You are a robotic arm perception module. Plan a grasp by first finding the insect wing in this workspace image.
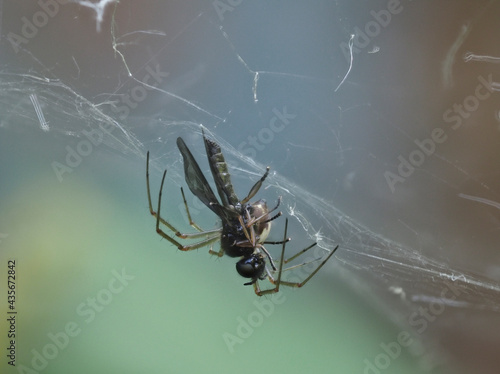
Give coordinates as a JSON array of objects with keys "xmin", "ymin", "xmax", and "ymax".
[
  {"xmin": 176, "ymin": 137, "xmax": 221, "ymax": 215},
  {"xmin": 203, "ymin": 133, "xmax": 239, "ymax": 207}
]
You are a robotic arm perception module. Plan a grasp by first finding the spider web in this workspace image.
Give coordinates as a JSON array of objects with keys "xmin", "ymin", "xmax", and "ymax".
[{"xmin": 1, "ymin": 1, "xmax": 500, "ymax": 373}]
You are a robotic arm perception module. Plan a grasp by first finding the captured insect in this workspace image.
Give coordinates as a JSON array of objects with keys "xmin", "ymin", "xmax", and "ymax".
[{"xmin": 146, "ymin": 129, "xmax": 338, "ymax": 296}]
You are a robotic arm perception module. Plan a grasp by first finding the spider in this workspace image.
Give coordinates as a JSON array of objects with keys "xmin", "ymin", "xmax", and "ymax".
[{"xmin": 146, "ymin": 129, "xmax": 338, "ymax": 296}]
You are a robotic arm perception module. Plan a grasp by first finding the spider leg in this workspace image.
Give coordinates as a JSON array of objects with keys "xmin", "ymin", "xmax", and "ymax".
[
  {"xmin": 146, "ymin": 151, "xmax": 156, "ymax": 216},
  {"xmin": 236, "ymin": 213, "xmax": 278, "ymax": 271},
  {"xmin": 284, "ymin": 242, "xmax": 317, "ymax": 264},
  {"xmin": 255, "ymin": 219, "xmax": 339, "ymax": 295},
  {"xmin": 278, "ymin": 258, "xmax": 323, "ymax": 273},
  {"xmin": 155, "ymin": 169, "xmax": 222, "ymax": 250},
  {"xmin": 208, "ymin": 246, "xmax": 225, "ymax": 257},
  {"xmin": 241, "ymin": 166, "xmax": 270, "ymax": 204},
  {"xmin": 266, "ymin": 196, "xmax": 282, "ymax": 217},
  {"xmin": 276, "ymin": 244, "xmax": 339, "ymax": 289},
  {"xmin": 238, "ymin": 214, "xmax": 254, "ymax": 245},
  {"xmin": 242, "ymin": 199, "xmax": 281, "ymax": 227},
  {"xmin": 262, "ymin": 211, "xmax": 282, "ymax": 225},
  {"xmin": 147, "ymin": 152, "xmax": 182, "ymax": 233},
  {"xmin": 147, "ymin": 152, "xmax": 220, "ymax": 241},
  {"xmin": 253, "ymin": 218, "xmax": 289, "ymax": 296},
  {"xmin": 263, "ymin": 237, "xmax": 290, "ymax": 245},
  {"xmin": 180, "ymin": 187, "xmax": 204, "ymax": 232},
  {"xmin": 259, "ymin": 245, "xmax": 277, "ymax": 271}
]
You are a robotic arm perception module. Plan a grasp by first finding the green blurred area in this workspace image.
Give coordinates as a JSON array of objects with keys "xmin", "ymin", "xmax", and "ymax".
[{"xmin": 0, "ymin": 134, "xmax": 442, "ymax": 374}]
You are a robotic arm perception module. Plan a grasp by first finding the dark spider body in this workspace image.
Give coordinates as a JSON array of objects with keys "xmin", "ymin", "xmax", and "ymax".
[
  {"xmin": 220, "ymin": 202, "xmax": 271, "ymax": 284},
  {"xmin": 146, "ymin": 128, "xmax": 338, "ymax": 295},
  {"xmin": 176, "ymin": 133, "xmax": 276, "ymax": 284}
]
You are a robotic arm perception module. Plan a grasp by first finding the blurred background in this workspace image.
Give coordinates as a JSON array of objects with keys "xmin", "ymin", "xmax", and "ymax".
[{"xmin": 1, "ymin": 1, "xmax": 500, "ymax": 373}]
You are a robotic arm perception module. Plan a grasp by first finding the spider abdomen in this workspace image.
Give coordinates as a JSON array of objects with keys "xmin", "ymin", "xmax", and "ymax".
[{"xmin": 221, "ymin": 226, "xmax": 254, "ymax": 258}]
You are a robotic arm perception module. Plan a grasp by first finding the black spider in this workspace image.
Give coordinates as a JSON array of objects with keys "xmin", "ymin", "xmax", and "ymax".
[{"xmin": 146, "ymin": 129, "xmax": 338, "ymax": 295}]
